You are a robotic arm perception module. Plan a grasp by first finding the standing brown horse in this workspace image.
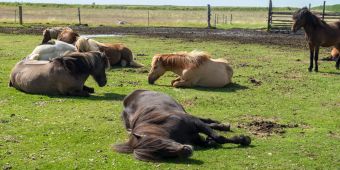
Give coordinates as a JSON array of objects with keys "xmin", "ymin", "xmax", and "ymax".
[
  {"xmin": 9, "ymin": 51, "xmax": 109, "ymax": 96},
  {"xmin": 292, "ymin": 7, "xmax": 340, "ymax": 72},
  {"xmin": 114, "ymin": 90, "xmax": 251, "ymax": 161}
]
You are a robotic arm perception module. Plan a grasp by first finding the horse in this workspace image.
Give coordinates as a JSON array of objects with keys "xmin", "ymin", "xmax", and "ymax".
[
  {"xmin": 114, "ymin": 90, "xmax": 251, "ymax": 161},
  {"xmin": 331, "ymin": 48, "xmax": 339, "ymax": 60},
  {"xmin": 75, "ymin": 37, "xmax": 143, "ymax": 67},
  {"xmin": 292, "ymin": 7, "xmax": 340, "ymax": 71},
  {"xmin": 9, "ymin": 51, "xmax": 110, "ymax": 96},
  {"xmin": 41, "ymin": 27, "xmax": 73, "ymax": 44},
  {"xmin": 148, "ymin": 51, "xmax": 233, "ymax": 88},
  {"xmin": 26, "ymin": 40, "xmax": 77, "ymax": 61},
  {"xmin": 57, "ymin": 29, "xmax": 79, "ymax": 44}
]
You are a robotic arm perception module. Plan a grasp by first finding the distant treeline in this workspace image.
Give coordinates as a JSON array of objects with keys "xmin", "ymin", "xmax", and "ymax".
[{"xmin": 0, "ymin": 2, "xmax": 295, "ymax": 11}]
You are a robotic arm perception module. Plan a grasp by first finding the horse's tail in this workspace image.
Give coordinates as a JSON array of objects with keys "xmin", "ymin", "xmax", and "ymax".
[{"xmin": 129, "ymin": 60, "xmax": 144, "ymax": 68}]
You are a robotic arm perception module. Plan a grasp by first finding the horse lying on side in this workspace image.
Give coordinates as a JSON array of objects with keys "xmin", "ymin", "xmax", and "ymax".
[
  {"xmin": 114, "ymin": 90, "xmax": 251, "ymax": 161},
  {"xmin": 9, "ymin": 51, "xmax": 110, "ymax": 96},
  {"xmin": 41, "ymin": 27, "xmax": 74, "ymax": 44},
  {"xmin": 26, "ymin": 40, "xmax": 76, "ymax": 61},
  {"xmin": 75, "ymin": 37, "xmax": 143, "ymax": 67},
  {"xmin": 292, "ymin": 7, "xmax": 340, "ymax": 71},
  {"xmin": 57, "ymin": 29, "xmax": 80, "ymax": 45},
  {"xmin": 148, "ymin": 51, "xmax": 233, "ymax": 88}
]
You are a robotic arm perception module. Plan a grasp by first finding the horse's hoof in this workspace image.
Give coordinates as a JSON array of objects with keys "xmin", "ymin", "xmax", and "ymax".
[
  {"xmin": 239, "ymin": 135, "xmax": 251, "ymax": 146},
  {"xmin": 308, "ymin": 68, "xmax": 313, "ymax": 72},
  {"xmin": 314, "ymin": 69, "xmax": 319, "ymax": 72}
]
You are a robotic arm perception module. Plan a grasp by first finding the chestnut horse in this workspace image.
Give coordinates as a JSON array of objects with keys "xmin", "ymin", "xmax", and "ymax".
[
  {"xmin": 114, "ymin": 90, "xmax": 251, "ymax": 161},
  {"xmin": 331, "ymin": 48, "xmax": 339, "ymax": 60},
  {"xmin": 9, "ymin": 51, "xmax": 109, "ymax": 96},
  {"xmin": 148, "ymin": 51, "xmax": 233, "ymax": 88},
  {"xmin": 41, "ymin": 27, "xmax": 74, "ymax": 44},
  {"xmin": 75, "ymin": 37, "xmax": 143, "ymax": 68},
  {"xmin": 292, "ymin": 7, "xmax": 340, "ymax": 71}
]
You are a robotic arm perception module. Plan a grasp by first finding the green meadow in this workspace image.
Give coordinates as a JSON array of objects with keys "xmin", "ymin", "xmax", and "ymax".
[{"xmin": 0, "ymin": 33, "xmax": 339, "ymax": 169}]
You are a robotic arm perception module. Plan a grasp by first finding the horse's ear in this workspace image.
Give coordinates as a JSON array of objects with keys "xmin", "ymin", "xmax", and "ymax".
[{"xmin": 133, "ymin": 133, "xmax": 145, "ymax": 139}]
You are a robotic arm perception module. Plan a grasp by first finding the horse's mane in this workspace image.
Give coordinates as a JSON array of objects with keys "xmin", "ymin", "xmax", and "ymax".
[
  {"xmin": 152, "ymin": 50, "xmax": 211, "ymax": 69},
  {"xmin": 293, "ymin": 7, "xmax": 326, "ymax": 28},
  {"xmin": 61, "ymin": 52, "xmax": 109, "ymax": 74},
  {"xmin": 75, "ymin": 37, "xmax": 105, "ymax": 52}
]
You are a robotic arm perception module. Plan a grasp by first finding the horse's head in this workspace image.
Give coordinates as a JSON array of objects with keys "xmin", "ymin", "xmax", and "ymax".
[
  {"xmin": 75, "ymin": 37, "xmax": 99, "ymax": 52},
  {"xmin": 88, "ymin": 51, "xmax": 110, "ymax": 87},
  {"xmin": 148, "ymin": 55, "xmax": 166, "ymax": 84},
  {"xmin": 115, "ymin": 132, "xmax": 193, "ymax": 161},
  {"xmin": 292, "ymin": 7, "xmax": 318, "ymax": 32}
]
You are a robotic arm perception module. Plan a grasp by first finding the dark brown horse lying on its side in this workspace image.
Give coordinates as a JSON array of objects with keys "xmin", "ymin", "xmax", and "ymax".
[
  {"xmin": 114, "ymin": 90, "xmax": 251, "ymax": 161},
  {"xmin": 9, "ymin": 51, "xmax": 109, "ymax": 96},
  {"xmin": 292, "ymin": 7, "xmax": 340, "ymax": 71}
]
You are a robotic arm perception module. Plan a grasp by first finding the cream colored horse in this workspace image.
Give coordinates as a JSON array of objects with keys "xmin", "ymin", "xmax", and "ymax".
[
  {"xmin": 75, "ymin": 37, "xmax": 143, "ymax": 67},
  {"xmin": 148, "ymin": 51, "xmax": 233, "ymax": 88},
  {"xmin": 27, "ymin": 40, "xmax": 77, "ymax": 60}
]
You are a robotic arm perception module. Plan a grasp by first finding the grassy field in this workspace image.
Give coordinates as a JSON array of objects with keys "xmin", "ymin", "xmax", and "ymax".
[{"xmin": 0, "ymin": 33, "xmax": 339, "ymax": 169}]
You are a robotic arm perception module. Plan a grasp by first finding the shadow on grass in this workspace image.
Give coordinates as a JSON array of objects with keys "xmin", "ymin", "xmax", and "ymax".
[
  {"xmin": 153, "ymin": 83, "xmax": 248, "ymax": 92},
  {"xmin": 48, "ymin": 92, "xmax": 126, "ymax": 101},
  {"xmin": 319, "ymin": 71, "xmax": 340, "ymax": 75},
  {"xmin": 163, "ymin": 157, "xmax": 204, "ymax": 165}
]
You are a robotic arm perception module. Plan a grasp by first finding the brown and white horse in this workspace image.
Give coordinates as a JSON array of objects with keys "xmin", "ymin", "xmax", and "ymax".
[
  {"xmin": 148, "ymin": 51, "xmax": 233, "ymax": 88},
  {"xmin": 75, "ymin": 37, "xmax": 143, "ymax": 68},
  {"xmin": 114, "ymin": 90, "xmax": 251, "ymax": 161}
]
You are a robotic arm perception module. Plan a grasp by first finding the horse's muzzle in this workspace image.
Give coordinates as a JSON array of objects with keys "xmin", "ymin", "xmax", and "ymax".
[{"xmin": 148, "ymin": 77, "xmax": 155, "ymax": 84}]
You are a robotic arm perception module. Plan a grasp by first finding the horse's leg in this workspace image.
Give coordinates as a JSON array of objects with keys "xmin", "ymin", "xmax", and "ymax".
[
  {"xmin": 335, "ymin": 46, "xmax": 340, "ymax": 70},
  {"xmin": 172, "ymin": 79, "xmax": 193, "ymax": 88},
  {"xmin": 83, "ymin": 85, "xmax": 94, "ymax": 93},
  {"xmin": 193, "ymin": 119, "xmax": 251, "ymax": 146},
  {"xmin": 171, "ymin": 77, "xmax": 181, "ymax": 86},
  {"xmin": 308, "ymin": 43, "xmax": 314, "ymax": 72},
  {"xmin": 67, "ymin": 90, "xmax": 90, "ymax": 97},
  {"xmin": 314, "ymin": 46, "xmax": 319, "ymax": 72},
  {"xmin": 197, "ymin": 117, "xmax": 230, "ymax": 131},
  {"xmin": 121, "ymin": 110, "xmax": 131, "ymax": 131}
]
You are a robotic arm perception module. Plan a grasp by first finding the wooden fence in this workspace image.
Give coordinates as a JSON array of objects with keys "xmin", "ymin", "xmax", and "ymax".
[{"xmin": 267, "ymin": 0, "xmax": 340, "ymax": 33}]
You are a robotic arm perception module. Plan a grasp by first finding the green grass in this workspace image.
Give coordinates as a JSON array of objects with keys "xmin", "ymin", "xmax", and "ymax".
[
  {"xmin": 0, "ymin": 33, "xmax": 339, "ymax": 169},
  {"xmin": 313, "ymin": 4, "xmax": 340, "ymax": 12}
]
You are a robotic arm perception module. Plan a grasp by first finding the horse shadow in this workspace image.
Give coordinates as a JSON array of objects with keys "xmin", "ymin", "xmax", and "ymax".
[
  {"xmin": 192, "ymin": 83, "xmax": 249, "ymax": 92},
  {"xmin": 163, "ymin": 158, "xmax": 204, "ymax": 165},
  {"xmin": 48, "ymin": 92, "xmax": 126, "ymax": 101},
  {"xmin": 319, "ymin": 71, "xmax": 340, "ymax": 75}
]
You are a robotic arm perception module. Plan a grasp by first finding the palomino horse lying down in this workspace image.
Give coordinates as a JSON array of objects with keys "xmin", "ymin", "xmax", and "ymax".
[
  {"xmin": 26, "ymin": 40, "xmax": 76, "ymax": 60},
  {"xmin": 41, "ymin": 27, "xmax": 74, "ymax": 44},
  {"xmin": 75, "ymin": 37, "xmax": 143, "ymax": 67},
  {"xmin": 148, "ymin": 51, "xmax": 233, "ymax": 88},
  {"xmin": 115, "ymin": 90, "xmax": 251, "ymax": 161},
  {"xmin": 10, "ymin": 51, "xmax": 110, "ymax": 96}
]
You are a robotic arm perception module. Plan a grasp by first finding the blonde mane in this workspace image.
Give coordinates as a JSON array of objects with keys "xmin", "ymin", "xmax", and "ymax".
[
  {"xmin": 152, "ymin": 50, "xmax": 211, "ymax": 69},
  {"xmin": 75, "ymin": 37, "xmax": 105, "ymax": 52}
]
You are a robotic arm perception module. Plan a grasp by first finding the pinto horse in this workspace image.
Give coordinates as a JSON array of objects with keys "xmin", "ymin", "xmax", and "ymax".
[
  {"xmin": 114, "ymin": 90, "xmax": 251, "ymax": 161},
  {"xmin": 75, "ymin": 37, "xmax": 143, "ymax": 68},
  {"xmin": 10, "ymin": 51, "xmax": 110, "ymax": 96},
  {"xmin": 292, "ymin": 7, "xmax": 340, "ymax": 71},
  {"xmin": 148, "ymin": 51, "xmax": 233, "ymax": 88}
]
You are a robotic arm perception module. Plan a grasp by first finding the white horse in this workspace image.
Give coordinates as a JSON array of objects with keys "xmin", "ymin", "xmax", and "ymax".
[{"xmin": 27, "ymin": 40, "xmax": 77, "ymax": 60}]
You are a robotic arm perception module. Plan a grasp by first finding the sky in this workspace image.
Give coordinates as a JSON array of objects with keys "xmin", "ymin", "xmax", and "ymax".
[{"xmin": 1, "ymin": 0, "xmax": 339, "ymax": 7}]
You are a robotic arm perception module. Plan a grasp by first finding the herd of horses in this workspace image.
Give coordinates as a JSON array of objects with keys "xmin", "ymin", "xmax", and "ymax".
[{"xmin": 7, "ymin": 7, "xmax": 340, "ymax": 162}]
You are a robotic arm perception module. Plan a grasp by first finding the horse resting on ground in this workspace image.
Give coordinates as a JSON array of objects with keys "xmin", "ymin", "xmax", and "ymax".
[
  {"xmin": 292, "ymin": 7, "xmax": 340, "ymax": 72},
  {"xmin": 26, "ymin": 40, "xmax": 76, "ymax": 61},
  {"xmin": 9, "ymin": 51, "xmax": 110, "ymax": 96},
  {"xmin": 148, "ymin": 51, "xmax": 233, "ymax": 88},
  {"xmin": 75, "ymin": 37, "xmax": 143, "ymax": 68},
  {"xmin": 41, "ymin": 27, "xmax": 79, "ymax": 45},
  {"xmin": 114, "ymin": 90, "xmax": 251, "ymax": 161}
]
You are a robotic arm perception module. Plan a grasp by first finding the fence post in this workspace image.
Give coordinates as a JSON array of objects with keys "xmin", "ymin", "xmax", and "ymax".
[
  {"xmin": 230, "ymin": 14, "xmax": 233, "ymax": 24},
  {"xmin": 207, "ymin": 4, "xmax": 211, "ymax": 28},
  {"xmin": 322, "ymin": 1, "xmax": 326, "ymax": 21},
  {"xmin": 214, "ymin": 14, "xmax": 217, "ymax": 27},
  {"xmin": 18, "ymin": 6, "xmax": 23, "ymax": 25},
  {"xmin": 267, "ymin": 0, "xmax": 272, "ymax": 31},
  {"xmin": 309, "ymin": 3, "xmax": 311, "ymax": 10},
  {"xmin": 14, "ymin": 10, "xmax": 17, "ymax": 23},
  {"xmin": 147, "ymin": 10, "xmax": 150, "ymax": 26},
  {"xmin": 78, "ymin": 7, "xmax": 81, "ymax": 25}
]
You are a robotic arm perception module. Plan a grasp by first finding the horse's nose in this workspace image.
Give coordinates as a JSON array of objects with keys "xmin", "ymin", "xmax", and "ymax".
[
  {"xmin": 148, "ymin": 77, "xmax": 155, "ymax": 84},
  {"xmin": 180, "ymin": 145, "xmax": 193, "ymax": 158},
  {"xmin": 99, "ymin": 79, "xmax": 107, "ymax": 87}
]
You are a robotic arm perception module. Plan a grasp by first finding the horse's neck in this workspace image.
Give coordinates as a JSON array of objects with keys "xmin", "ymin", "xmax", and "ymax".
[{"xmin": 168, "ymin": 67, "xmax": 184, "ymax": 76}]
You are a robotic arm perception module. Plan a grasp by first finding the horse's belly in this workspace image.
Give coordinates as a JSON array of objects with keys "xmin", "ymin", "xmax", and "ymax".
[{"xmin": 196, "ymin": 68, "xmax": 230, "ymax": 87}]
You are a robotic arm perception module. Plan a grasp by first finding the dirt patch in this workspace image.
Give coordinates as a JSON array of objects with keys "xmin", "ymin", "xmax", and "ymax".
[
  {"xmin": 237, "ymin": 116, "xmax": 299, "ymax": 137},
  {"xmin": 249, "ymin": 77, "xmax": 262, "ymax": 86},
  {"xmin": 0, "ymin": 26, "xmax": 306, "ymax": 48}
]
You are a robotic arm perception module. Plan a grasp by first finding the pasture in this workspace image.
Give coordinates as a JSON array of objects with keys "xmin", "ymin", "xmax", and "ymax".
[{"xmin": 0, "ymin": 33, "xmax": 339, "ymax": 169}]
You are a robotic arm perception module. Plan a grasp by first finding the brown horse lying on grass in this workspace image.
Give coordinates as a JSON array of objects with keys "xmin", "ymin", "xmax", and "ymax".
[
  {"xmin": 114, "ymin": 90, "xmax": 251, "ymax": 161},
  {"xmin": 9, "ymin": 51, "xmax": 109, "ymax": 96},
  {"xmin": 148, "ymin": 51, "xmax": 233, "ymax": 88},
  {"xmin": 42, "ymin": 27, "xmax": 79, "ymax": 45},
  {"xmin": 292, "ymin": 7, "xmax": 340, "ymax": 71},
  {"xmin": 75, "ymin": 37, "xmax": 143, "ymax": 68}
]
